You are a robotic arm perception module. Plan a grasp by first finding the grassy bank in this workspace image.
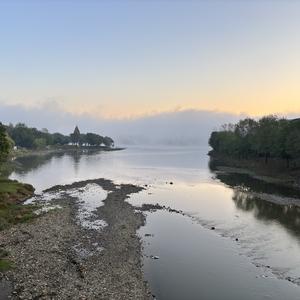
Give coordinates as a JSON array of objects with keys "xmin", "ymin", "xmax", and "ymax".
[
  {"xmin": 0, "ymin": 178, "xmax": 36, "ymax": 271},
  {"xmin": 0, "ymin": 178, "xmax": 36, "ymax": 230}
]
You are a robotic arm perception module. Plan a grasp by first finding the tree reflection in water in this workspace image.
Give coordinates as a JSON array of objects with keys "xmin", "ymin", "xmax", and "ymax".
[
  {"xmin": 233, "ymin": 190, "xmax": 300, "ymax": 236},
  {"xmin": 10, "ymin": 150, "xmax": 100, "ymax": 178}
]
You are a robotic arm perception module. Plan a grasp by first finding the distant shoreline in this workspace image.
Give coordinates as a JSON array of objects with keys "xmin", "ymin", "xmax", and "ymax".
[{"xmin": 10, "ymin": 145, "xmax": 125, "ymax": 159}]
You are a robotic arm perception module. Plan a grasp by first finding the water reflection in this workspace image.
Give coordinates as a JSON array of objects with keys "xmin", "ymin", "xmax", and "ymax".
[
  {"xmin": 70, "ymin": 151, "xmax": 82, "ymax": 174},
  {"xmin": 13, "ymin": 150, "xmax": 108, "ymax": 176},
  {"xmin": 233, "ymin": 190, "xmax": 300, "ymax": 238},
  {"xmin": 210, "ymin": 160, "xmax": 300, "ymax": 238},
  {"xmin": 10, "ymin": 147, "xmax": 212, "ymax": 193},
  {"xmin": 14, "ymin": 152, "xmax": 65, "ymax": 175}
]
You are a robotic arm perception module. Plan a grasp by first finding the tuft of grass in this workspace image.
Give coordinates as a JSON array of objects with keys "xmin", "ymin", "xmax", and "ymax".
[
  {"xmin": 0, "ymin": 259, "xmax": 12, "ymax": 272},
  {"xmin": 0, "ymin": 248, "xmax": 13, "ymax": 272}
]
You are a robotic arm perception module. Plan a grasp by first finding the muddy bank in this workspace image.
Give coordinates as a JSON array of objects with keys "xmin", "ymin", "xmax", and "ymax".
[
  {"xmin": 209, "ymin": 153, "xmax": 300, "ymax": 190},
  {"xmin": 0, "ymin": 178, "xmax": 152, "ymax": 299}
]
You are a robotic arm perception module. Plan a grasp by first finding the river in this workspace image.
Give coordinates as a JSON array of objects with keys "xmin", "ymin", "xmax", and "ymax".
[{"xmin": 10, "ymin": 146, "xmax": 300, "ymax": 299}]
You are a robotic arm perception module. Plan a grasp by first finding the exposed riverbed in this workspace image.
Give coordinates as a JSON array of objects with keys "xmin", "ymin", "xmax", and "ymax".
[
  {"xmin": 1, "ymin": 179, "xmax": 152, "ymax": 299},
  {"xmin": 3, "ymin": 146, "xmax": 300, "ymax": 299}
]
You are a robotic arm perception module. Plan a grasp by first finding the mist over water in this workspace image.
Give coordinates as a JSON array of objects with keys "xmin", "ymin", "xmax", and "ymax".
[{"xmin": 0, "ymin": 102, "xmax": 243, "ymax": 146}]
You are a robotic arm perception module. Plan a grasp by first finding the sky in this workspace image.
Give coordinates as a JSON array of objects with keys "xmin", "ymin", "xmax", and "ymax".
[{"xmin": 0, "ymin": 1, "xmax": 300, "ymax": 144}]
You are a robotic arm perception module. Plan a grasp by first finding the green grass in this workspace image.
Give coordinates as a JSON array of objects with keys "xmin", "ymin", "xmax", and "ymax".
[
  {"xmin": 0, "ymin": 248, "xmax": 13, "ymax": 272},
  {"xmin": 0, "ymin": 178, "xmax": 34, "ymax": 198},
  {"xmin": 0, "ymin": 259, "xmax": 13, "ymax": 271},
  {"xmin": 0, "ymin": 179, "xmax": 36, "ymax": 272},
  {"xmin": 0, "ymin": 178, "xmax": 36, "ymax": 231}
]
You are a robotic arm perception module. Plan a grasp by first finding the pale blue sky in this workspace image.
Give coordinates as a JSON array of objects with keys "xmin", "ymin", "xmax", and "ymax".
[{"xmin": 1, "ymin": 1, "xmax": 300, "ymax": 118}]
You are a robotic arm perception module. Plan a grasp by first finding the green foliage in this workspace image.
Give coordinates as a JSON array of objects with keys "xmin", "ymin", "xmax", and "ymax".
[
  {"xmin": 7, "ymin": 123, "xmax": 35, "ymax": 148},
  {"xmin": 103, "ymin": 136, "xmax": 114, "ymax": 147},
  {"xmin": 0, "ymin": 247, "xmax": 12, "ymax": 271},
  {"xmin": 0, "ymin": 123, "xmax": 12, "ymax": 159},
  {"xmin": 285, "ymin": 128, "xmax": 300, "ymax": 157},
  {"xmin": 0, "ymin": 258, "xmax": 13, "ymax": 272},
  {"xmin": 0, "ymin": 178, "xmax": 36, "ymax": 231},
  {"xmin": 33, "ymin": 138, "xmax": 47, "ymax": 149},
  {"xmin": 85, "ymin": 132, "xmax": 104, "ymax": 146},
  {"xmin": 209, "ymin": 116, "xmax": 300, "ymax": 163},
  {"xmin": 52, "ymin": 133, "xmax": 70, "ymax": 145},
  {"xmin": 4, "ymin": 123, "xmax": 114, "ymax": 150}
]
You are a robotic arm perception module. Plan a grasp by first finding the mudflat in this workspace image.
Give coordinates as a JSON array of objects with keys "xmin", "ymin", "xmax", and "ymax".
[{"xmin": 0, "ymin": 178, "xmax": 152, "ymax": 300}]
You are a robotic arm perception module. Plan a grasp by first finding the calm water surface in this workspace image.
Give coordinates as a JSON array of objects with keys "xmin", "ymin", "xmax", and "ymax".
[{"xmin": 10, "ymin": 147, "xmax": 300, "ymax": 299}]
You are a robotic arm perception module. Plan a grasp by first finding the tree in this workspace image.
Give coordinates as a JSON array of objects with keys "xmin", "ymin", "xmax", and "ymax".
[
  {"xmin": 86, "ymin": 133, "xmax": 98, "ymax": 146},
  {"xmin": 285, "ymin": 129, "xmax": 300, "ymax": 163},
  {"xmin": 103, "ymin": 136, "xmax": 114, "ymax": 148},
  {"xmin": 208, "ymin": 131, "xmax": 220, "ymax": 152},
  {"xmin": 234, "ymin": 118, "xmax": 258, "ymax": 158},
  {"xmin": 0, "ymin": 123, "xmax": 12, "ymax": 159},
  {"xmin": 255, "ymin": 116, "xmax": 282, "ymax": 163},
  {"xmin": 85, "ymin": 133, "xmax": 104, "ymax": 146},
  {"xmin": 33, "ymin": 138, "xmax": 47, "ymax": 149},
  {"xmin": 9, "ymin": 123, "xmax": 35, "ymax": 148},
  {"xmin": 52, "ymin": 133, "xmax": 70, "ymax": 145},
  {"xmin": 70, "ymin": 126, "xmax": 80, "ymax": 145}
]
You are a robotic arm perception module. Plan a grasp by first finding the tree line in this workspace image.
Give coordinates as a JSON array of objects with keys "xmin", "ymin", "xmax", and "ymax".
[
  {"xmin": 209, "ymin": 115, "xmax": 300, "ymax": 166},
  {"xmin": 0, "ymin": 123, "xmax": 114, "ymax": 159}
]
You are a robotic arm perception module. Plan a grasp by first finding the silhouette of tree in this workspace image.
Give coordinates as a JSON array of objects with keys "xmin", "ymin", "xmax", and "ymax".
[{"xmin": 70, "ymin": 126, "xmax": 81, "ymax": 145}]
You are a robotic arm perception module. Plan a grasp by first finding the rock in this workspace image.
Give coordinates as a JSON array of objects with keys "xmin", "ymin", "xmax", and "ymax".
[
  {"xmin": 211, "ymin": 226, "xmax": 215, "ymax": 230},
  {"xmin": 235, "ymin": 238, "xmax": 239, "ymax": 241},
  {"xmin": 150, "ymin": 255, "xmax": 160, "ymax": 260}
]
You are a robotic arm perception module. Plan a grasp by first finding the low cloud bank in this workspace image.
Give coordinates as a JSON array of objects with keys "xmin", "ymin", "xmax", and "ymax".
[{"xmin": 0, "ymin": 102, "xmax": 243, "ymax": 146}]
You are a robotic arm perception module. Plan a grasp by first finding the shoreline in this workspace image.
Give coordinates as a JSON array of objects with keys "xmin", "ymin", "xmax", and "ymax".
[
  {"xmin": 10, "ymin": 146, "xmax": 125, "ymax": 159},
  {"xmin": 0, "ymin": 178, "xmax": 153, "ymax": 299},
  {"xmin": 209, "ymin": 152, "xmax": 300, "ymax": 190}
]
